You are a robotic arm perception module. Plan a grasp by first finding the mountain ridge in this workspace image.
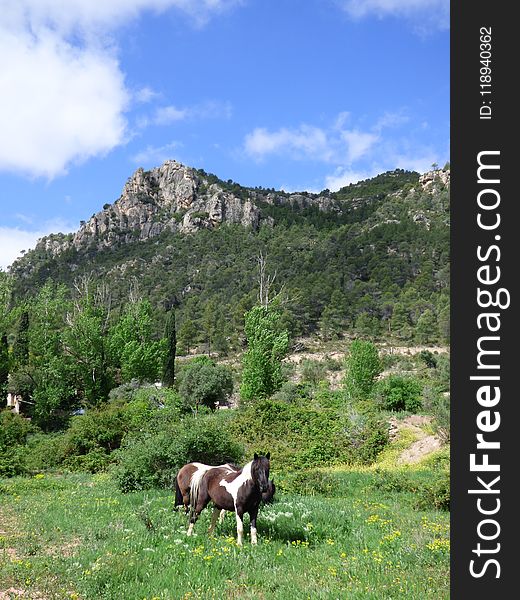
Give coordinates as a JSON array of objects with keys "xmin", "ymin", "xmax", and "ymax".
[{"xmin": 10, "ymin": 160, "xmax": 444, "ymax": 266}]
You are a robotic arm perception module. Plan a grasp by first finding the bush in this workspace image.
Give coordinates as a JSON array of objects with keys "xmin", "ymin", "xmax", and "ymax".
[
  {"xmin": 423, "ymin": 386, "xmax": 450, "ymax": 442},
  {"xmin": 271, "ymin": 381, "xmax": 313, "ymax": 404},
  {"xmin": 21, "ymin": 433, "xmax": 66, "ymax": 472},
  {"xmin": 113, "ymin": 413, "xmax": 244, "ymax": 492},
  {"xmin": 230, "ymin": 399, "xmax": 388, "ymax": 470},
  {"xmin": 300, "ymin": 359, "xmax": 328, "ymax": 386},
  {"xmin": 415, "ymin": 471, "xmax": 450, "ymax": 511},
  {"xmin": 374, "ymin": 376, "xmax": 423, "ymax": 412},
  {"xmin": 177, "ymin": 357, "xmax": 233, "ymax": 412},
  {"xmin": 0, "ymin": 448, "xmax": 27, "ymax": 477},
  {"xmin": 0, "ymin": 410, "xmax": 36, "ymax": 451}
]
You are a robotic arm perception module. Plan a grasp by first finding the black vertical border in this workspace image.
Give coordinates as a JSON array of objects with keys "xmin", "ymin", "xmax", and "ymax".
[{"xmin": 451, "ymin": 2, "xmax": 516, "ymax": 597}]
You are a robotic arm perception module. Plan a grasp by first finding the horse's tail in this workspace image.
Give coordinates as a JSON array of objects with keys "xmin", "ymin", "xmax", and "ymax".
[
  {"xmin": 189, "ymin": 468, "xmax": 206, "ymax": 511},
  {"xmin": 174, "ymin": 474, "xmax": 183, "ymax": 507}
]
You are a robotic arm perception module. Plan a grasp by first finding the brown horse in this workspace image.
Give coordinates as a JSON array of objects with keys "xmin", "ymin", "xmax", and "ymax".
[{"xmin": 186, "ymin": 453, "xmax": 270, "ymax": 545}]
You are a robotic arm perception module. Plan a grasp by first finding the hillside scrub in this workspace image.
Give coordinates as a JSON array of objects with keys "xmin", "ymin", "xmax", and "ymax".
[
  {"xmin": 113, "ymin": 412, "xmax": 243, "ymax": 492},
  {"xmin": 373, "ymin": 375, "xmax": 423, "ymax": 412},
  {"xmin": 230, "ymin": 396, "xmax": 388, "ymax": 470}
]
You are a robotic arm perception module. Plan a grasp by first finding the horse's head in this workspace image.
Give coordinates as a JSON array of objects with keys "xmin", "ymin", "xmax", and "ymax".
[
  {"xmin": 262, "ymin": 479, "xmax": 276, "ymax": 504},
  {"xmin": 251, "ymin": 452, "xmax": 270, "ymax": 494}
]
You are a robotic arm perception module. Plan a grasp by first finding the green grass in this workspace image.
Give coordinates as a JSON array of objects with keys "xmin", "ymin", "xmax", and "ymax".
[{"xmin": 0, "ymin": 461, "xmax": 449, "ymax": 600}]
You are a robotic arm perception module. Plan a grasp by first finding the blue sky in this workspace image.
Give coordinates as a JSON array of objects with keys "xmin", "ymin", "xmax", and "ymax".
[{"xmin": 0, "ymin": 0, "xmax": 449, "ymax": 269}]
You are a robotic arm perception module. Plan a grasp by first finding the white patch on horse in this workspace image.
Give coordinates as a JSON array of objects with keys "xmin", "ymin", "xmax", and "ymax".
[
  {"xmin": 190, "ymin": 463, "xmax": 234, "ymax": 486},
  {"xmin": 219, "ymin": 461, "xmax": 253, "ymax": 503}
]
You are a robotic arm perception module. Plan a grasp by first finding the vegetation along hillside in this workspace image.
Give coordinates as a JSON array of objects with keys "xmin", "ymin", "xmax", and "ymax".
[
  {"xmin": 8, "ymin": 161, "xmax": 450, "ymax": 348},
  {"xmin": 0, "ymin": 162, "xmax": 450, "ymax": 599}
]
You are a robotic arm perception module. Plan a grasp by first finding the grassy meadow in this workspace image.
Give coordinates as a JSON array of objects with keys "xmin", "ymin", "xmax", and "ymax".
[{"xmin": 0, "ymin": 432, "xmax": 449, "ymax": 600}]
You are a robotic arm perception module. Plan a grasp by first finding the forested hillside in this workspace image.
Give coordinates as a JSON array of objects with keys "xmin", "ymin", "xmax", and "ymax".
[{"xmin": 7, "ymin": 163, "xmax": 450, "ymax": 352}]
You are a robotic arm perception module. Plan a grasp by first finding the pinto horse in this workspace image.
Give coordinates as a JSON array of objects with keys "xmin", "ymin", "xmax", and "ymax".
[
  {"xmin": 186, "ymin": 453, "xmax": 270, "ymax": 545},
  {"xmin": 175, "ymin": 462, "xmax": 238, "ymax": 515}
]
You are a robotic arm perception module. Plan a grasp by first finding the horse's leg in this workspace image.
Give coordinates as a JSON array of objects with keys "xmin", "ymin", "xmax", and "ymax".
[
  {"xmin": 183, "ymin": 493, "xmax": 190, "ymax": 515},
  {"xmin": 187, "ymin": 490, "xmax": 210, "ymax": 536},
  {"xmin": 249, "ymin": 505, "xmax": 259, "ymax": 545},
  {"xmin": 208, "ymin": 507, "xmax": 220, "ymax": 534},
  {"xmin": 218, "ymin": 509, "xmax": 226, "ymax": 524},
  {"xmin": 235, "ymin": 506, "xmax": 245, "ymax": 546}
]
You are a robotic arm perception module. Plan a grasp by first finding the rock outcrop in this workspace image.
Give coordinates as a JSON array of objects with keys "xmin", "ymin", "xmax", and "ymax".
[{"xmin": 34, "ymin": 160, "xmax": 340, "ymax": 256}]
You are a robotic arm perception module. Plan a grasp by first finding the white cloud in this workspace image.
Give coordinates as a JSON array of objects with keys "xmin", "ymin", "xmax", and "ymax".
[
  {"xmin": 0, "ymin": 219, "xmax": 76, "ymax": 270},
  {"xmin": 244, "ymin": 125, "xmax": 332, "ymax": 162},
  {"xmin": 154, "ymin": 106, "xmax": 190, "ymax": 125},
  {"xmin": 244, "ymin": 120, "xmax": 380, "ymax": 164},
  {"xmin": 132, "ymin": 141, "xmax": 182, "ymax": 165},
  {"xmin": 152, "ymin": 100, "xmax": 233, "ymax": 125},
  {"xmin": 243, "ymin": 110, "xmax": 445, "ymax": 192},
  {"xmin": 324, "ymin": 167, "xmax": 377, "ymax": 192},
  {"xmin": 0, "ymin": 29, "xmax": 128, "ymax": 179},
  {"xmin": 340, "ymin": 0, "xmax": 449, "ymax": 32},
  {"xmin": 0, "ymin": 1, "xmax": 240, "ymax": 179},
  {"xmin": 341, "ymin": 130, "xmax": 379, "ymax": 162},
  {"xmin": 135, "ymin": 86, "xmax": 160, "ymax": 103},
  {"xmin": 3, "ymin": 1, "xmax": 242, "ymax": 36}
]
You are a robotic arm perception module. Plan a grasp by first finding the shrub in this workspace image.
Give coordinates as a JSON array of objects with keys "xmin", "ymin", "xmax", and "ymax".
[
  {"xmin": 0, "ymin": 447, "xmax": 27, "ymax": 477},
  {"xmin": 300, "ymin": 359, "xmax": 328, "ymax": 386},
  {"xmin": 423, "ymin": 386, "xmax": 450, "ymax": 442},
  {"xmin": 230, "ymin": 399, "xmax": 388, "ymax": 469},
  {"xmin": 415, "ymin": 470, "xmax": 450, "ymax": 511},
  {"xmin": 177, "ymin": 357, "xmax": 233, "ymax": 412},
  {"xmin": 21, "ymin": 433, "xmax": 66, "ymax": 472},
  {"xmin": 0, "ymin": 410, "xmax": 36, "ymax": 451},
  {"xmin": 113, "ymin": 413, "xmax": 243, "ymax": 492},
  {"xmin": 271, "ymin": 381, "xmax": 313, "ymax": 404},
  {"xmin": 374, "ymin": 376, "xmax": 423, "ymax": 412},
  {"xmin": 419, "ymin": 350, "xmax": 437, "ymax": 369}
]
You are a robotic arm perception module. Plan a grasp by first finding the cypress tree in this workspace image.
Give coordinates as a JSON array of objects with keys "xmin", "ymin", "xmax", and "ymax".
[
  {"xmin": 12, "ymin": 310, "xmax": 29, "ymax": 366},
  {"xmin": 163, "ymin": 309, "xmax": 176, "ymax": 387},
  {"xmin": 0, "ymin": 333, "xmax": 8, "ymax": 396}
]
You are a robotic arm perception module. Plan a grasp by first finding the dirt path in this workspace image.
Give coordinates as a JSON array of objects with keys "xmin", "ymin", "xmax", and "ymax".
[{"xmin": 389, "ymin": 415, "xmax": 443, "ymax": 465}]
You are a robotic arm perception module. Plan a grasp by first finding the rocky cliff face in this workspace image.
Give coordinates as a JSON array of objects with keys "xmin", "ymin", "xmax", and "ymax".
[
  {"xmin": 69, "ymin": 161, "xmax": 263, "ymax": 252},
  {"xmin": 40, "ymin": 160, "xmax": 341, "ymax": 256}
]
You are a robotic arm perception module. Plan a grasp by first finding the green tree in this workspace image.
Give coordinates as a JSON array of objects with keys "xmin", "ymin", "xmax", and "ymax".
[
  {"xmin": 163, "ymin": 309, "xmax": 176, "ymax": 387},
  {"xmin": 390, "ymin": 303, "xmax": 412, "ymax": 341},
  {"xmin": 240, "ymin": 304, "xmax": 290, "ymax": 403},
  {"xmin": 64, "ymin": 293, "xmax": 113, "ymax": 406},
  {"xmin": 319, "ymin": 291, "xmax": 344, "ymax": 341},
  {"xmin": 24, "ymin": 283, "xmax": 76, "ymax": 429},
  {"xmin": 177, "ymin": 356, "xmax": 233, "ymax": 413},
  {"xmin": 355, "ymin": 312, "xmax": 380, "ymax": 338},
  {"xmin": 108, "ymin": 299, "xmax": 165, "ymax": 384},
  {"xmin": 415, "ymin": 309, "xmax": 438, "ymax": 344},
  {"xmin": 343, "ymin": 339, "xmax": 382, "ymax": 400},
  {"xmin": 202, "ymin": 298, "xmax": 218, "ymax": 356},
  {"xmin": 437, "ymin": 306, "xmax": 450, "ymax": 344},
  {"xmin": 177, "ymin": 317, "xmax": 198, "ymax": 355}
]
